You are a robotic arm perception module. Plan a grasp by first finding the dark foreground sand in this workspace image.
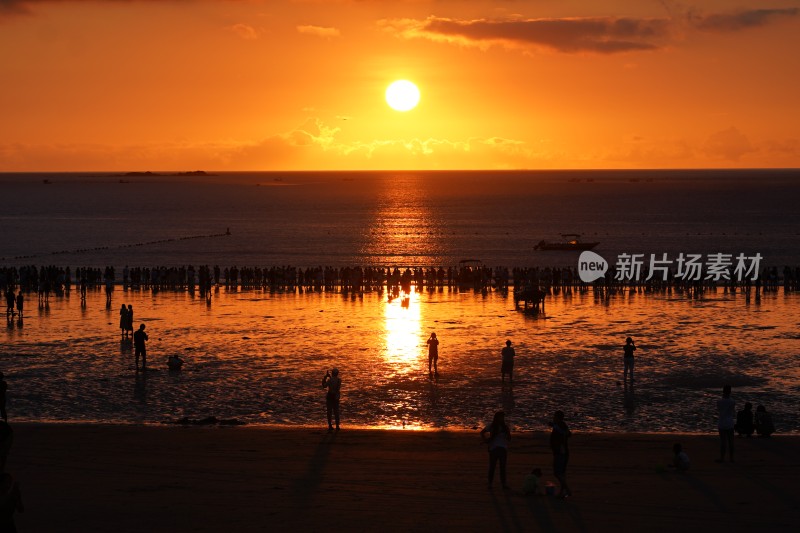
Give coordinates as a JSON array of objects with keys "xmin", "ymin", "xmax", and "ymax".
[{"xmin": 7, "ymin": 424, "xmax": 800, "ymax": 532}]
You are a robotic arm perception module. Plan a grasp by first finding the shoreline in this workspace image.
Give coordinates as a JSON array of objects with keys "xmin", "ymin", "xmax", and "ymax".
[
  {"xmin": 8, "ymin": 423, "xmax": 800, "ymax": 531},
  {"xmin": 12, "ymin": 420, "xmax": 800, "ymax": 436}
]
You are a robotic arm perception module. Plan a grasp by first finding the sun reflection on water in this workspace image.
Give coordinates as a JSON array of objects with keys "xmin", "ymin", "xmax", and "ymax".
[
  {"xmin": 382, "ymin": 290, "xmax": 423, "ymax": 375},
  {"xmin": 361, "ymin": 175, "xmax": 448, "ymax": 265}
]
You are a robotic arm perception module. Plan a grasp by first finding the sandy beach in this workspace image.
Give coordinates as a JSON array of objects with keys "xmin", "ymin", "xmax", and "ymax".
[{"xmin": 5, "ymin": 424, "xmax": 799, "ymax": 532}]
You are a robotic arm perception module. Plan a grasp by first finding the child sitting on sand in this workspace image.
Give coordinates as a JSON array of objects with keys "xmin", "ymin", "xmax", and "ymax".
[
  {"xmin": 755, "ymin": 405, "xmax": 775, "ymax": 437},
  {"xmin": 735, "ymin": 402, "xmax": 755, "ymax": 437},
  {"xmin": 523, "ymin": 468, "xmax": 542, "ymax": 495},
  {"xmin": 167, "ymin": 355, "xmax": 185, "ymax": 372},
  {"xmin": 670, "ymin": 443, "xmax": 690, "ymax": 471}
]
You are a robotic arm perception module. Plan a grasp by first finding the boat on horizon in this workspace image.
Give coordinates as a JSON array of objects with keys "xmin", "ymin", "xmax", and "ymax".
[{"xmin": 534, "ymin": 234, "xmax": 599, "ymax": 251}]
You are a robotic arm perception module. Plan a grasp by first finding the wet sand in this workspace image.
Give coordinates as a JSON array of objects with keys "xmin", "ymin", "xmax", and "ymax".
[{"xmin": 9, "ymin": 424, "xmax": 800, "ymax": 532}]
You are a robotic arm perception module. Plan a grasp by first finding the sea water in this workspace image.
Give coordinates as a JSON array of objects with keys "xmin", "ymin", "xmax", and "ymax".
[{"xmin": 1, "ymin": 170, "xmax": 799, "ymax": 432}]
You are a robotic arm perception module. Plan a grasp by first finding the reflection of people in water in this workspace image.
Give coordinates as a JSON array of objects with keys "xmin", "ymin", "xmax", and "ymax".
[{"xmin": 427, "ymin": 332, "xmax": 439, "ymax": 374}]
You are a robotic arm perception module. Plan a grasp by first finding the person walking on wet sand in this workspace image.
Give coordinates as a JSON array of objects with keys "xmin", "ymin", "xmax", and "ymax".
[
  {"xmin": 623, "ymin": 336, "xmax": 636, "ymax": 384},
  {"xmin": 133, "ymin": 324, "xmax": 149, "ymax": 372},
  {"xmin": 480, "ymin": 411, "xmax": 511, "ymax": 489},
  {"xmin": 716, "ymin": 384, "xmax": 735, "ymax": 463},
  {"xmin": 501, "ymin": 340, "xmax": 516, "ymax": 383},
  {"xmin": 427, "ymin": 332, "xmax": 439, "ymax": 374},
  {"xmin": 322, "ymin": 368, "xmax": 342, "ymax": 431},
  {"xmin": 550, "ymin": 410, "xmax": 572, "ymax": 498},
  {"xmin": 14, "ymin": 292, "xmax": 23, "ymax": 319}
]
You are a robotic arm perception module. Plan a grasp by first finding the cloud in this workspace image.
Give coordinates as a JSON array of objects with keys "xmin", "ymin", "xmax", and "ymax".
[
  {"xmin": 703, "ymin": 127, "xmax": 756, "ymax": 161},
  {"xmin": 381, "ymin": 6, "xmax": 800, "ymax": 55},
  {"xmin": 690, "ymin": 8, "xmax": 800, "ymax": 32},
  {"xmin": 0, "ymin": 0, "xmax": 26, "ymax": 16},
  {"xmin": 381, "ymin": 15, "xmax": 671, "ymax": 54},
  {"xmin": 297, "ymin": 24, "xmax": 341, "ymax": 38},
  {"xmin": 3, "ymin": 120, "xmax": 798, "ymax": 170},
  {"xmin": 226, "ymin": 23, "xmax": 262, "ymax": 40},
  {"xmin": 0, "ymin": 0, "xmax": 208, "ymax": 22},
  {"xmin": 0, "ymin": 117, "xmax": 542, "ymax": 171},
  {"xmin": 1, "ymin": 0, "xmax": 163, "ymax": 16}
]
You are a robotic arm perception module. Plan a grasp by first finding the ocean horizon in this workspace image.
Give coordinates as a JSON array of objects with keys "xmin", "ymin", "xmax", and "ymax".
[{"xmin": 2, "ymin": 169, "xmax": 799, "ymax": 269}]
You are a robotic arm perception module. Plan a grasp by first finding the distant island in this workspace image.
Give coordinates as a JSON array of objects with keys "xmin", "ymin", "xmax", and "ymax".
[
  {"xmin": 175, "ymin": 170, "xmax": 215, "ymax": 176},
  {"xmin": 120, "ymin": 170, "xmax": 216, "ymax": 177}
]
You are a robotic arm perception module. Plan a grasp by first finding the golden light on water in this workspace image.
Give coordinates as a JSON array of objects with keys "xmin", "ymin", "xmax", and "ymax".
[
  {"xmin": 382, "ymin": 290, "xmax": 423, "ymax": 374},
  {"xmin": 362, "ymin": 175, "xmax": 447, "ymax": 265}
]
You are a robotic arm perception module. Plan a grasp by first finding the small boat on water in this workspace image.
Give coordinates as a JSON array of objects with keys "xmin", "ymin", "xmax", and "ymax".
[{"xmin": 534, "ymin": 234, "xmax": 599, "ymax": 251}]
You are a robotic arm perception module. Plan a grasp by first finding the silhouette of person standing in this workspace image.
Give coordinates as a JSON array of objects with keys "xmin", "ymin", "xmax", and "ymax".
[
  {"xmin": 0, "ymin": 373, "xmax": 6, "ymax": 422},
  {"xmin": 322, "ymin": 368, "xmax": 342, "ymax": 431},
  {"xmin": 14, "ymin": 293, "xmax": 22, "ymax": 319},
  {"xmin": 126, "ymin": 305, "xmax": 134, "ymax": 337},
  {"xmin": 501, "ymin": 340, "xmax": 516, "ymax": 383},
  {"xmin": 133, "ymin": 324, "xmax": 149, "ymax": 372},
  {"xmin": 716, "ymin": 384, "xmax": 735, "ymax": 462},
  {"xmin": 119, "ymin": 304, "xmax": 127, "ymax": 338},
  {"xmin": 0, "ymin": 421, "xmax": 11, "ymax": 473},
  {"xmin": 105, "ymin": 278, "xmax": 113, "ymax": 307},
  {"xmin": 427, "ymin": 332, "xmax": 439, "ymax": 374},
  {"xmin": 550, "ymin": 410, "xmax": 572, "ymax": 498},
  {"xmin": 735, "ymin": 402, "xmax": 755, "ymax": 437},
  {"xmin": 480, "ymin": 411, "xmax": 511, "ymax": 489},
  {"xmin": 623, "ymin": 337, "xmax": 636, "ymax": 383},
  {"xmin": 0, "ymin": 471, "xmax": 24, "ymax": 531},
  {"xmin": 4, "ymin": 291, "xmax": 13, "ymax": 318}
]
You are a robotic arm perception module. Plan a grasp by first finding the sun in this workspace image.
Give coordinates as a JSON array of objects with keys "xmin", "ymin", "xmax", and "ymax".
[{"xmin": 385, "ymin": 80, "xmax": 420, "ymax": 112}]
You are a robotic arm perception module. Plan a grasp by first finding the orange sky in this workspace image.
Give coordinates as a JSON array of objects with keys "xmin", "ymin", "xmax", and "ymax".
[{"xmin": 1, "ymin": 0, "xmax": 799, "ymax": 171}]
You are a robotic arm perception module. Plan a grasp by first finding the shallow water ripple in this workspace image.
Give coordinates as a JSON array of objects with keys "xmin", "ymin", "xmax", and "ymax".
[{"xmin": 1, "ymin": 287, "xmax": 798, "ymax": 433}]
